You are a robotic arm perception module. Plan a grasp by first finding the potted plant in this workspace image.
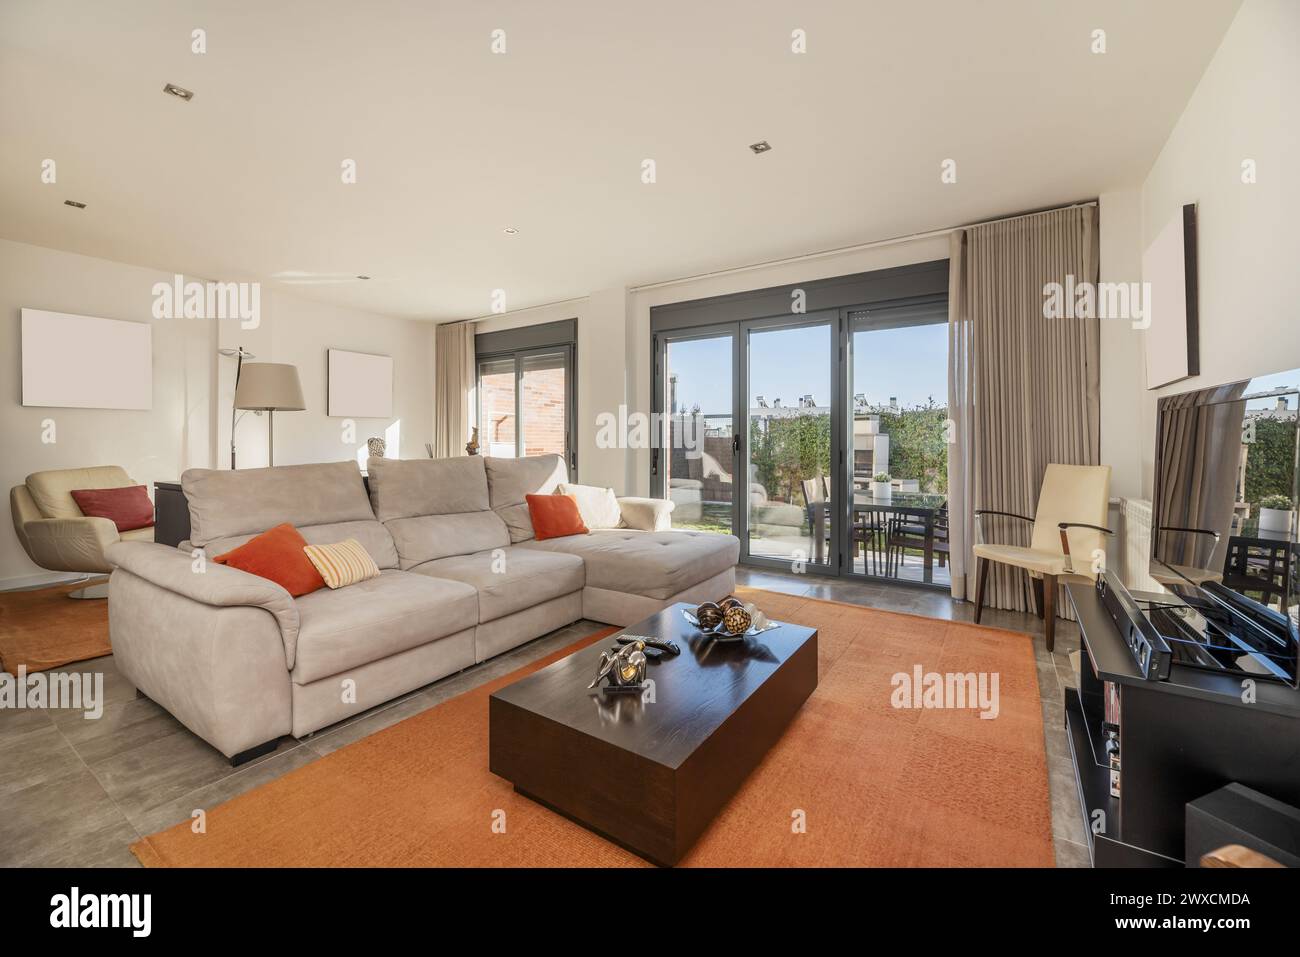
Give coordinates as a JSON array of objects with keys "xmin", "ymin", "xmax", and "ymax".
[
  {"xmin": 872, "ymin": 472, "xmax": 892, "ymax": 500},
  {"xmin": 1258, "ymin": 494, "xmax": 1295, "ymax": 534}
]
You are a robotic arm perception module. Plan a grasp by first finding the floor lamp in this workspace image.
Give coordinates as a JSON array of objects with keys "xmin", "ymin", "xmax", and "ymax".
[
  {"xmin": 233, "ymin": 363, "xmax": 305, "ymax": 467},
  {"xmin": 218, "ymin": 346, "xmax": 255, "ymax": 469}
]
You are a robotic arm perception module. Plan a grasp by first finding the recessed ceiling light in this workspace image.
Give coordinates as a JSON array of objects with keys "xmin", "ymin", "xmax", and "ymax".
[
  {"xmin": 503, "ymin": 227, "xmax": 519, "ymax": 235},
  {"xmin": 749, "ymin": 141, "xmax": 772, "ymax": 154},
  {"xmin": 63, "ymin": 200, "xmax": 86, "ymax": 209},
  {"xmin": 163, "ymin": 83, "xmax": 194, "ymax": 101}
]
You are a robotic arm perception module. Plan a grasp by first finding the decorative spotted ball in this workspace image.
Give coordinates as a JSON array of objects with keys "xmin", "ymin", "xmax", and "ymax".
[
  {"xmin": 695, "ymin": 602, "xmax": 724, "ymax": 631},
  {"xmin": 719, "ymin": 596, "xmax": 744, "ymax": 613},
  {"xmin": 722, "ymin": 605, "xmax": 752, "ymax": 635}
]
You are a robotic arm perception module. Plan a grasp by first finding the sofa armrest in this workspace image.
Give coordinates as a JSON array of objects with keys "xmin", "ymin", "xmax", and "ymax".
[
  {"xmin": 617, "ymin": 496, "xmax": 675, "ymax": 532},
  {"xmin": 20, "ymin": 516, "xmax": 121, "ymax": 574},
  {"xmin": 105, "ymin": 541, "xmax": 301, "ymax": 669}
]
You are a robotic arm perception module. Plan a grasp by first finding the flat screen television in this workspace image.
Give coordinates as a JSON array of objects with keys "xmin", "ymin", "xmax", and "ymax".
[{"xmin": 1150, "ymin": 365, "xmax": 1299, "ymax": 686}]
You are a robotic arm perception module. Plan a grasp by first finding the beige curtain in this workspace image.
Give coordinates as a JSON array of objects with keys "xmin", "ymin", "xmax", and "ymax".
[
  {"xmin": 947, "ymin": 205, "xmax": 1101, "ymax": 612},
  {"xmin": 434, "ymin": 321, "xmax": 475, "ymax": 458}
]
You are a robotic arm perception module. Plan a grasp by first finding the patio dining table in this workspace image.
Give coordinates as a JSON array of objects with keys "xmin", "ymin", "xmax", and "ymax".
[{"xmin": 811, "ymin": 490, "xmax": 947, "ymax": 582}]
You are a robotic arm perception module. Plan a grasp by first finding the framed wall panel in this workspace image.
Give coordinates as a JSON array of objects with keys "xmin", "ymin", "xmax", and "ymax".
[
  {"xmin": 21, "ymin": 308, "xmax": 152, "ymax": 410},
  {"xmin": 327, "ymin": 348, "xmax": 393, "ymax": 418}
]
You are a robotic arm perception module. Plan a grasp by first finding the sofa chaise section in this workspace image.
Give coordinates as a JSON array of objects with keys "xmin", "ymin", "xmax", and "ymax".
[{"xmin": 520, "ymin": 528, "xmax": 739, "ymax": 625}]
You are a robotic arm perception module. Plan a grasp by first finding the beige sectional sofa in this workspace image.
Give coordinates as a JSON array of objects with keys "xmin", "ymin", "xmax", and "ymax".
[{"xmin": 106, "ymin": 454, "xmax": 738, "ymax": 763}]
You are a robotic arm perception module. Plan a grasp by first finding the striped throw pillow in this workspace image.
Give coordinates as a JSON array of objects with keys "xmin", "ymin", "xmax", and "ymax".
[{"xmin": 302, "ymin": 539, "xmax": 380, "ymax": 589}]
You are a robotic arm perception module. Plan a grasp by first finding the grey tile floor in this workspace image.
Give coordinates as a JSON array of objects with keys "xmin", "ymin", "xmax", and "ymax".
[{"xmin": 0, "ymin": 570, "xmax": 1089, "ymax": 867}]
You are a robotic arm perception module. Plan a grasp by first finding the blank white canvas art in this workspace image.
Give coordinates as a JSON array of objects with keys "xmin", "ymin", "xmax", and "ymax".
[
  {"xmin": 1142, "ymin": 209, "xmax": 1191, "ymax": 389},
  {"xmin": 328, "ymin": 348, "xmax": 393, "ymax": 418},
  {"xmin": 21, "ymin": 308, "xmax": 153, "ymax": 410}
]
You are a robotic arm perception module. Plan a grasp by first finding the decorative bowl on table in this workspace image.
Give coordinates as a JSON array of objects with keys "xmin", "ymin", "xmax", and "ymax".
[{"xmin": 683, "ymin": 598, "xmax": 779, "ymax": 642}]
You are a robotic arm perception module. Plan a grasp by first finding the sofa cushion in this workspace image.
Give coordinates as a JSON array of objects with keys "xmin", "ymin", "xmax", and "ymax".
[
  {"xmin": 291, "ymin": 569, "xmax": 478, "ymax": 684},
  {"xmin": 183, "ymin": 461, "xmax": 375, "ymax": 545},
  {"xmin": 193, "ymin": 519, "xmax": 399, "ymax": 571},
  {"xmin": 484, "ymin": 455, "xmax": 568, "ymax": 543},
  {"xmin": 558, "ymin": 483, "xmax": 622, "ymax": 529},
  {"xmin": 213, "ymin": 523, "xmax": 325, "ymax": 598},
  {"xmin": 303, "ymin": 539, "xmax": 381, "ymax": 589},
  {"xmin": 521, "ymin": 529, "xmax": 739, "ymax": 600},
  {"xmin": 617, "ymin": 496, "xmax": 675, "ymax": 531},
  {"xmin": 385, "ymin": 512, "xmax": 510, "ymax": 569},
  {"xmin": 412, "ymin": 546, "xmax": 584, "ymax": 623},
  {"xmin": 526, "ymin": 493, "xmax": 588, "ymax": 540},
  {"xmin": 26, "ymin": 466, "xmax": 134, "ymax": 520},
  {"xmin": 366, "ymin": 456, "xmax": 490, "ymax": 521},
  {"xmin": 70, "ymin": 484, "xmax": 155, "ymax": 532}
]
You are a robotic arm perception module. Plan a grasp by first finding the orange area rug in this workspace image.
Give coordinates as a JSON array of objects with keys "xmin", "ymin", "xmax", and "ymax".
[
  {"xmin": 131, "ymin": 588, "xmax": 1054, "ymax": 867},
  {"xmin": 0, "ymin": 579, "xmax": 112, "ymax": 674}
]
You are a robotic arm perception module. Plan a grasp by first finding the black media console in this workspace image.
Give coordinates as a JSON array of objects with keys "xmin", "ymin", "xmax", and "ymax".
[{"xmin": 1065, "ymin": 582, "xmax": 1300, "ymax": 867}]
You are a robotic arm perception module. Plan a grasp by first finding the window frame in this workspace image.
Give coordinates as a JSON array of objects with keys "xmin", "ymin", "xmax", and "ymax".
[{"xmin": 474, "ymin": 320, "xmax": 578, "ymax": 471}]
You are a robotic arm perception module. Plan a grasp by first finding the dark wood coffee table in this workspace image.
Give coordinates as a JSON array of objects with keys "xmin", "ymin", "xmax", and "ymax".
[{"xmin": 488, "ymin": 602, "xmax": 817, "ymax": 866}]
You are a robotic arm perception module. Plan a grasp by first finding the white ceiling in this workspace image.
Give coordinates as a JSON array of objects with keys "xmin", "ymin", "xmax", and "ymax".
[{"xmin": 0, "ymin": 0, "xmax": 1240, "ymax": 321}]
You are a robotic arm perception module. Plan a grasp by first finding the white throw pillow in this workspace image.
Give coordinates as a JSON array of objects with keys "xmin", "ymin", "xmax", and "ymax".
[
  {"xmin": 617, "ymin": 497, "xmax": 675, "ymax": 531},
  {"xmin": 557, "ymin": 483, "xmax": 622, "ymax": 529}
]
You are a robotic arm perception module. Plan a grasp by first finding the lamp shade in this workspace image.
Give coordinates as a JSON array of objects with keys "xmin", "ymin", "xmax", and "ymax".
[{"xmin": 234, "ymin": 363, "xmax": 305, "ymax": 411}]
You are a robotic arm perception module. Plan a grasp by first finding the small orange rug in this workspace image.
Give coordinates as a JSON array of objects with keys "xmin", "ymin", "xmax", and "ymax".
[
  {"xmin": 0, "ymin": 579, "xmax": 112, "ymax": 674},
  {"xmin": 131, "ymin": 588, "xmax": 1054, "ymax": 867}
]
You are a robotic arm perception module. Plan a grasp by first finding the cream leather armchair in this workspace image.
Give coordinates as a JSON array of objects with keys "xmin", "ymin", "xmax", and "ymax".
[
  {"xmin": 10, "ymin": 466, "xmax": 154, "ymax": 597},
  {"xmin": 971, "ymin": 463, "xmax": 1112, "ymax": 651}
]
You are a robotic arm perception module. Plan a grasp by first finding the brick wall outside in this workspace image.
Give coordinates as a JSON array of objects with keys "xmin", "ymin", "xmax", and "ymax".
[
  {"xmin": 479, "ymin": 365, "xmax": 566, "ymax": 457},
  {"xmin": 480, "ymin": 368, "xmax": 516, "ymax": 454}
]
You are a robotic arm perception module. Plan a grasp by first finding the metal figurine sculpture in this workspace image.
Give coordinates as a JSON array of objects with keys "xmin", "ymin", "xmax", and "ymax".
[
  {"xmin": 465, "ymin": 426, "xmax": 480, "ymax": 456},
  {"xmin": 587, "ymin": 639, "xmax": 648, "ymax": 693}
]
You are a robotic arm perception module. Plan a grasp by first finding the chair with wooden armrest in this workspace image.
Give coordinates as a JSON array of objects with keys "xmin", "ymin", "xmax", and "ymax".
[{"xmin": 972, "ymin": 464, "xmax": 1112, "ymax": 651}]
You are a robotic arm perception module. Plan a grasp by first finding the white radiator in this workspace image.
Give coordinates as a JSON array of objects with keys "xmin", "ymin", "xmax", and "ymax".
[{"xmin": 1118, "ymin": 497, "xmax": 1160, "ymax": 591}]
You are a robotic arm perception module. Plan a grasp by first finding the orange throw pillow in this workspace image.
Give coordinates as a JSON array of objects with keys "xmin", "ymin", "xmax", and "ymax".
[
  {"xmin": 213, "ymin": 523, "xmax": 325, "ymax": 597},
  {"xmin": 526, "ymin": 493, "xmax": 589, "ymax": 541}
]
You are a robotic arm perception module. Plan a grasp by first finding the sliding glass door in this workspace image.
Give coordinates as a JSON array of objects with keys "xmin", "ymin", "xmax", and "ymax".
[
  {"xmin": 845, "ymin": 298, "xmax": 950, "ymax": 585},
  {"xmin": 745, "ymin": 320, "xmax": 836, "ymax": 570},
  {"xmin": 650, "ymin": 266, "xmax": 949, "ymax": 586},
  {"xmin": 653, "ymin": 316, "xmax": 839, "ymax": 571},
  {"xmin": 655, "ymin": 328, "xmax": 739, "ymax": 534}
]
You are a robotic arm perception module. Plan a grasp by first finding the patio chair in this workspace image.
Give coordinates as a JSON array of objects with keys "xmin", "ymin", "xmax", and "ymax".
[
  {"xmin": 801, "ymin": 477, "xmax": 880, "ymax": 570},
  {"xmin": 885, "ymin": 506, "xmax": 948, "ymax": 577}
]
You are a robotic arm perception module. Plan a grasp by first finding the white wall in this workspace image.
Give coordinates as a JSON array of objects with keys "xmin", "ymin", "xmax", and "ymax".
[
  {"xmin": 267, "ymin": 292, "xmax": 432, "ymax": 468},
  {"xmin": 0, "ymin": 240, "xmax": 215, "ymax": 585},
  {"xmin": 1, "ymin": 239, "xmax": 432, "ymax": 586},
  {"xmin": 1097, "ymin": 189, "xmax": 1146, "ymax": 500},
  {"xmin": 1136, "ymin": 0, "xmax": 1300, "ymax": 495}
]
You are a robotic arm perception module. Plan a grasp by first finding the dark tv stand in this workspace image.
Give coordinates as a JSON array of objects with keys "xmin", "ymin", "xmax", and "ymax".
[{"xmin": 1064, "ymin": 583, "xmax": 1300, "ymax": 866}]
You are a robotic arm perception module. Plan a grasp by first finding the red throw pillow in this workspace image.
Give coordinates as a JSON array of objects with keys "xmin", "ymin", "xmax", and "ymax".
[
  {"xmin": 70, "ymin": 485, "xmax": 155, "ymax": 533},
  {"xmin": 526, "ymin": 493, "xmax": 589, "ymax": 541},
  {"xmin": 213, "ymin": 523, "xmax": 325, "ymax": 597}
]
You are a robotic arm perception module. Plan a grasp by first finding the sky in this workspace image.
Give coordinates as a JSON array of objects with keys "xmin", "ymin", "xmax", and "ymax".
[{"xmin": 666, "ymin": 321, "xmax": 948, "ymax": 416}]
